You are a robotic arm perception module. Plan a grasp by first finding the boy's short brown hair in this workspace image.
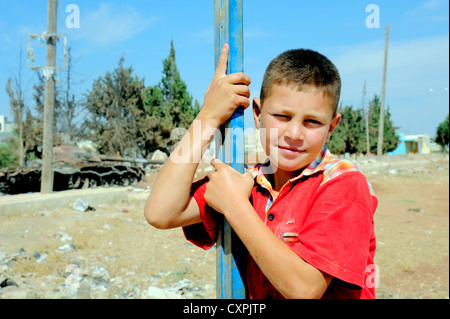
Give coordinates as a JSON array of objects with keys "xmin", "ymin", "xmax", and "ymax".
[{"xmin": 260, "ymin": 49, "xmax": 341, "ymax": 116}]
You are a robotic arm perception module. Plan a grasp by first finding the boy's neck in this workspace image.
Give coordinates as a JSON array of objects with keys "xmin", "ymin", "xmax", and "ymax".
[{"xmin": 266, "ymin": 165, "xmax": 305, "ymax": 192}]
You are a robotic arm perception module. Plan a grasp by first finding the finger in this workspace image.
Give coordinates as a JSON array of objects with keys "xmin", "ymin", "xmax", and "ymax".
[
  {"xmin": 234, "ymin": 95, "xmax": 250, "ymax": 109},
  {"xmin": 233, "ymin": 84, "xmax": 251, "ymax": 98},
  {"xmin": 227, "ymin": 72, "xmax": 251, "ymax": 86},
  {"xmin": 214, "ymin": 43, "xmax": 229, "ymax": 79},
  {"xmin": 210, "ymin": 158, "xmax": 228, "ymax": 171}
]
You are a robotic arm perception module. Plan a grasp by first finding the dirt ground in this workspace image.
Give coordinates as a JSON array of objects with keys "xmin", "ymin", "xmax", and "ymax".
[{"xmin": 0, "ymin": 153, "xmax": 448, "ymax": 299}]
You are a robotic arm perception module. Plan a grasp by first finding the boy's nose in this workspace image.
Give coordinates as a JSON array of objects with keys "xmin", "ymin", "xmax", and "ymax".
[{"xmin": 285, "ymin": 122, "xmax": 304, "ymax": 142}]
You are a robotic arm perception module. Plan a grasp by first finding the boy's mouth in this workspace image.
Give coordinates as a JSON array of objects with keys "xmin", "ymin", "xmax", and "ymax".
[{"xmin": 278, "ymin": 145, "xmax": 304, "ymax": 154}]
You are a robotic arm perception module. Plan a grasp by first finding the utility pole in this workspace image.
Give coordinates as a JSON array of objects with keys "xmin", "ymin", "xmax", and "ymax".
[
  {"xmin": 377, "ymin": 24, "xmax": 390, "ymax": 160},
  {"xmin": 362, "ymin": 81, "xmax": 369, "ymax": 155},
  {"xmin": 214, "ymin": 0, "xmax": 246, "ymax": 299},
  {"xmin": 41, "ymin": 0, "xmax": 58, "ymax": 193}
]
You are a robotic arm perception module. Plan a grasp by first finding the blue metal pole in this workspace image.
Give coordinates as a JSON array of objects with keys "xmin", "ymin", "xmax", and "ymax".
[{"xmin": 214, "ymin": 0, "xmax": 247, "ymax": 299}]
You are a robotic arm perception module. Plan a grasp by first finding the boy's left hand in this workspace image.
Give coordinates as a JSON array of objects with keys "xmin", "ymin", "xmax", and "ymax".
[{"xmin": 205, "ymin": 159, "xmax": 254, "ymax": 217}]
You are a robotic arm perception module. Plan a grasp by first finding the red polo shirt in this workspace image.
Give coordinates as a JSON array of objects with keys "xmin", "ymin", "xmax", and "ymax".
[{"xmin": 183, "ymin": 147, "xmax": 378, "ymax": 299}]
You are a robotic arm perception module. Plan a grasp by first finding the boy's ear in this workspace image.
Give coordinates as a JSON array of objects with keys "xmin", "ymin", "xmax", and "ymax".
[
  {"xmin": 252, "ymin": 97, "xmax": 262, "ymax": 130},
  {"xmin": 325, "ymin": 113, "xmax": 341, "ymax": 143}
]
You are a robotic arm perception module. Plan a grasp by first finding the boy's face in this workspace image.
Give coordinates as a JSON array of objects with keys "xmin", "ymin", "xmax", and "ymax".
[{"xmin": 253, "ymin": 84, "xmax": 341, "ymax": 176}]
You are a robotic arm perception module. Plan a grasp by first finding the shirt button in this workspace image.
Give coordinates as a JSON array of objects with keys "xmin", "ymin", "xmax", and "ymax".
[{"xmin": 267, "ymin": 213, "xmax": 275, "ymax": 221}]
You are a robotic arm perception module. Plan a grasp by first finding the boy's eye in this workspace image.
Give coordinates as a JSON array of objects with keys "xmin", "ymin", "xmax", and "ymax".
[
  {"xmin": 305, "ymin": 119, "xmax": 322, "ymax": 126},
  {"xmin": 273, "ymin": 114, "xmax": 290, "ymax": 120}
]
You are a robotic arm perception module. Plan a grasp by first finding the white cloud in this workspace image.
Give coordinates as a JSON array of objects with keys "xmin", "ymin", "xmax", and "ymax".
[
  {"xmin": 423, "ymin": 0, "xmax": 442, "ymax": 10},
  {"xmin": 334, "ymin": 35, "xmax": 449, "ymax": 102},
  {"xmin": 68, "ymin": 3, "xmax": 156, "ymax": 47},
  {"xmin": 332, "ymin": 35, "xmax": 449, "ymax": 135},
  {"xmin": 405, "ymin": 0, "xmax": 449, "ymax": 22}
]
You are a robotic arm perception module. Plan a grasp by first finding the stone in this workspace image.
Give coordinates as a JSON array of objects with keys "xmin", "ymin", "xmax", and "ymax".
[
  {"xmin": 73, "ymin": 198, "xmax": 90, "ymax": 212},
  {"xmin": 147, "ymin": 286, "xmax": 182, "ymax": 299},
  {"xmin": 92, "ymin": 267, "xmax": 110, "ymax": 281},
  {"xmin": 76, "ymin": 283, "xmax": 91, "ymax": 299},
  {"xmin": 151, "ymin": 150, "xmax": 168, "ymax": 162}
]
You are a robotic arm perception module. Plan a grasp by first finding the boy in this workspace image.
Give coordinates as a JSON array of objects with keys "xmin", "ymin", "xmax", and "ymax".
[{"xmin": 144, "ymin": 44, "xmax": 377, "ymax": 299}]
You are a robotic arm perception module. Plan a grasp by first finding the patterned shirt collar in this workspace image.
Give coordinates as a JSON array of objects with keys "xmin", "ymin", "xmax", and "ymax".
[{"xmin": 246, "ymin": 146, "xmax": 333, "ymax": 195}]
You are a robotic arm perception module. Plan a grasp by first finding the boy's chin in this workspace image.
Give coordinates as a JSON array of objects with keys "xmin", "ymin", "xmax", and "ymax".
[{"xmin": 266, "ymin": 156, "xmax": 307, "ymax": 174}]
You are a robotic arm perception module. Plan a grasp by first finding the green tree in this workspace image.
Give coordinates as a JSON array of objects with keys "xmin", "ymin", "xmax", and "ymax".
[
  {"xmin": 0, "ymin": 142, "xmax": 18, "ymax": 168},
  {"xmin": 85, "ymin": 54, "xmax": 146, "ymax": 157},
  {"xmin": 327, "ymin": 95, "xmax": 399, "ymax": 155},
  {"xmin": 141, "ymin": 40, "xmax": 200, "ymax": 154},
  {"xmin": 367, "ymin": 95, "xmax": 399, "ymax": 154},
  {"xmin": 435, "ymin": 114, "xmax": 449, "ymax": 151},
  {"xmin": 327, "ymin": 105, "xmax": 366, "ymax": 154},
  {"xmin": 84, "ymin": 42, "xmax": 201, "ymax": 157},
  {"xmin": 158, "ymin": 40, "xmax": 200, "ymax": 129}
]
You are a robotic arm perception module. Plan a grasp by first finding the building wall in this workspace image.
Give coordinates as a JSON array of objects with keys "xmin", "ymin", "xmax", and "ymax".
[{"xmin": 389, "ymin": 133, "xmax": 433, "ymax": 155}]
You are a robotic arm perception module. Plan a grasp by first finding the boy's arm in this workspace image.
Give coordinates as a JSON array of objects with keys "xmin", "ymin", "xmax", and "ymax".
[
  {"xmin": 144, "ymin": 44, "xmax": 251, "ymax": 230},
  {"xmin": 228, "ymin": 200, "xmax": 332, "ymax": 298},
  {"xmin": 206, "ymin": 159, "xmax": 332, "ymax": 298}
]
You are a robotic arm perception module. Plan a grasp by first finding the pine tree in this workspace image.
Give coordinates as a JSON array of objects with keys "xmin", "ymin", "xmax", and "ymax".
[
  {"xmin": 141, "ymin": 40, "xmax": 200, "ymax": 155},
  {"xmin": 159, "ymin": 40, "xmax": 200, "ymax": 129},
  {"xmin": 368, "ymin": 95, "xmax": 399, "ymax": 154}
]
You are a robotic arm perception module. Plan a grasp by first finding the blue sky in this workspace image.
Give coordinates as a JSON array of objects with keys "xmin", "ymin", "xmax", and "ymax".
[{"xmin": 0, "ymin": 0, "xmax": 448, "ymax": 137}]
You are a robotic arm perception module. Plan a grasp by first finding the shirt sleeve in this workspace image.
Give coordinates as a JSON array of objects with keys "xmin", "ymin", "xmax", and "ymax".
[
  {"xmin": 291, "ymin": 171, "xmax": 378, "ymax": 289},
  {"xmin": 182, "ymin": 177, "xmax": 218, "ymax": 250}
]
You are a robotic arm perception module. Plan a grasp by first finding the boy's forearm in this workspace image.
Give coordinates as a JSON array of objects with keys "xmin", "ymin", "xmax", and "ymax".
[
  {"xmin": 144, "ymin": 114, "xmax": 218, "ymax": 228},
  {"xmin": 224, "ymin": 200, "xmax": 331, "ymax": 299}
]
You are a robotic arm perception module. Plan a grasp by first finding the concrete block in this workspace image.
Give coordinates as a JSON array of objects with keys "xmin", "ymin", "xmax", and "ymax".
[{"xmin": 0, "ymin": 187, "xmax": 131, "ymax": 217}]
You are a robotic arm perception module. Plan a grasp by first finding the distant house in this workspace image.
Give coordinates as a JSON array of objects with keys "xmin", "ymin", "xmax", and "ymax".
[
  {"xmin": 0, "ymin": 115, "xmax": 14, "ymax": 133},
  {"xmin": 0, "ymin": 115, "xmax": 15, "ymax": 144},
  {"xmin": 389, "ymin": 133, "xmax": 440, "ymax": 155}
]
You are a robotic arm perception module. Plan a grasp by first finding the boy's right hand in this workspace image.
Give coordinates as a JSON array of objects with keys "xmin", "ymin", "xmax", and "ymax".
[{"xmin": 199, "ymin": 43, "xmax": 251, "ymax": 129}]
